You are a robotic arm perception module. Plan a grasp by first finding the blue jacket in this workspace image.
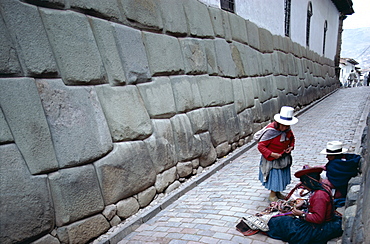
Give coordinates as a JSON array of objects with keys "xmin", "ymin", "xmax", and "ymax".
[{"xmin": 325, "ymin": 153, "xmax": 361, "ymax": 197}]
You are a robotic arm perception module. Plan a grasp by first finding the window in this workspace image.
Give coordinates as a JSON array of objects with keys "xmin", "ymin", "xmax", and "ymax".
[
  {"xmin": 284, "ymin": 0, "xmax": 291, "ymax": 37},
  {"xmin": 306, "ymin": 2, "xmax": 313, "ymax": 47},
  {"xmin": 323, "ymin": 20, "xmax": 328, "ymax": 55},
  {"xmin": 221, "ymin": 0, "xmax": 234, "ymax": 13}
]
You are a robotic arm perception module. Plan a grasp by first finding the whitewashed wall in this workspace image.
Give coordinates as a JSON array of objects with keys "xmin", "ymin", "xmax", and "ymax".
[{"xmin": 200, "ymin": 0, "xmax": 340, "ymax": 60}]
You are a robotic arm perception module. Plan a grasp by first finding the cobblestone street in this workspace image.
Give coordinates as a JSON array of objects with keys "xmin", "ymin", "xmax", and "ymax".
[{"xmin": 106, "ymin": 87, "xmax": 370, "ymax": 244}]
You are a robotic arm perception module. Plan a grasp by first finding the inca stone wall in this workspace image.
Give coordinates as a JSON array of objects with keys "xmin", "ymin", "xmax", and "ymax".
[
  {"xmin": 342, "ymin": 112, "xmax": 370, "ymax": 244},
  {"xmin": 0, "ymin": 0, "xmax": 339, "ymax": 243}
]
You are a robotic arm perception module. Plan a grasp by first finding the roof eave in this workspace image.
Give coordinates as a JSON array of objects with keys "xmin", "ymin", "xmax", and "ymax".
[{"xmin": 331, "ymin": 0, "xmax": 354, "ymax": 15}]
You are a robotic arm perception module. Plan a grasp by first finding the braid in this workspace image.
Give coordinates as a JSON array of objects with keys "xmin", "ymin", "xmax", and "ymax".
[{"xmin": 301, "ymin": 174, "xmax": 335, "ymax": 216}]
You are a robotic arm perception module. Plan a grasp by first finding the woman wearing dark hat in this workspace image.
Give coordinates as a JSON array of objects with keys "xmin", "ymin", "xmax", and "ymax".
[
  {"xmin": 320, "ymin": 141, "xmax": 361, "ymax": 199},
  {"xmin": 266, "ymin": 166, "xmax": 343, "ymax": 243},
  {"xmin": 254, "ymin": 106, "xmax": 298, "ymax": 202}
]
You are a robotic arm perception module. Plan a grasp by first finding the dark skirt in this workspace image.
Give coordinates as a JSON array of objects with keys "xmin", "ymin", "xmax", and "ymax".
[{"xmin": 267, "ymin": 215, "xmax": 343, "ymax": 244}]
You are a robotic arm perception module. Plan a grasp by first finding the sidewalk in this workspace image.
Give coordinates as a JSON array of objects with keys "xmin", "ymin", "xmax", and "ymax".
[{"xmin": 96, "ymin": 86, "xmax": 370, "ymax": 244}]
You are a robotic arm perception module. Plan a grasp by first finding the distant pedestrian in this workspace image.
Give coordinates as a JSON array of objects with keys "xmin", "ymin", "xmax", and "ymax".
[
  {"xmin": 254, "ymin": 106, "xmax": 298, "ymax": 202},
  {"xmin": 365, "ymin": 72, "xmax": 370, "ymax": 86},
  {"xmin": 347, "ymin": 70, "xmax": 357, "ymax": 87}
]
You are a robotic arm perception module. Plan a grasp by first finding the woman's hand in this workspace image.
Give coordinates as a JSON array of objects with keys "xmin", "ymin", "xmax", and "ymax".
[
  {"xmin": 291, "ymin": 208, "xmax": 304, "ymax": 216},
  {"xmin": 285, "ymin": 146, "xmax": 294, "ymax": 154},
  {"xmin": 270, "ymin": 152, "xmax": 282, "ymax": 159}
]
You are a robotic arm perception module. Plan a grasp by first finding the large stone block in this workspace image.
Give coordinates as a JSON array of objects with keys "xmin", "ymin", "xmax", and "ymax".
[
  {"xmin": 231, "ymin": 42, "xmax": 250, "ymax": 77},
  {"xmin": 277, "ymin": 51, "xmax": 289, "ymax": 75},
  {"xmin": 271, "ymin": 51, "xmax": 281, "ymax": 76},
  {"xmin": 1, "ymin": 0, "xmax": 58, "ymax": 76},
  {"xmin": 261, "ymin": 98, "xmax": 279, "ymax": 122},
  {"xmin": 221, "ymin": 10, "xmax": 232, "ymax": 42},
  {"xmin": 240, "ymin": 78, "xmax": 256, "ymax": 108},
  {"xmin": 170, "ymin": 114, "xmax": 202, "ymax": 162},
  {"xmin": 40, "ymin": 9, "xmax": 106, "ymax": 85},
  {"xmin": 261, "ymin": 53, "xmax": 273, "ymax": 75},
  {"xmin": 186, "ymin": 108, "xmax": 209, "ymax": 134},
  {"xmin": 238, "ymin": 108, "xmax": 254, "ymax": 138},
  {"xmin": 144, "ymin": 119, "xmax": 177, "ymax": 174},
  {"xmin": 223, "ymin": 104, "xmax": 240, "ymax": 143},
  {"xmin": 56, "ymin": 214, "xmax": 110, "ymax": 244},
  {"xmin": 113, "ymin": 24, "xmax": 151, "ymax": 84},
  {"xmin": 258, "ymin": 27, "xmax": 274, "ymax": 53},
  {"xmin": 170, "ymin": 75, "xmax": 203, "ymax": 113},
  {"xmin": 214, "ymin": 38, "xmax": 237, "ymax": 77},
  {"xmin": 246, "ymin": 20, "xmax": 260, "ymax": 50},
  {"xmin": 143, "ymin": 32, "xmax": 184, "ymax": 76},
  {"xmin": 232, "ymin": 78, "xmax": 246, "ymax": 113},
  {"xmin": 183, "ymin": 0, "xmax": 214, "ymax": 38},
  {"xmin": 206, "ymin": 107, "xmax": 227, "ymax": 147},
  {"xmin": 158, "ymin": 0, "xmax": 187, "ymax": 35},
  {"xmin": 0, "ymin": 144, "xmax": 53, "ymax": 244},
  {"xmin": 120, "ymin": 0, "xmax": 163, "ymax": 30},
  {"xmin": 198, "ymin": 132, "xmax": 217, "ymax": 167},
  {"xmin": 137, "ymin": 77, "xmax": 176, "ymax": 119},
  {"xmin": 180, "ymin": 38, "xmax": 208, "ymax": 75},
  {"xmin": 89, "ymin": 17, "xmax": 126, "ymax": 86},
  {"xmin": 95, "ymin": 85, "xmax": 152, "ymax": 142},
  {"xmin": 36, "ymin": 79, "xmax": 113, "ymax": 168},
  {"xmin": 208, "ymin": 7, "xmax": 225, "ymax": 38},
  {"xmin": 243, "ymin": 45, "xmax": 262, "ymax": 77},
  {"xmin": 0, "ymin": 78, "xmax": 58, "ymax": 174},
  {"xmin": 231, "ymin": 43, "xmax": 246, "ymax": 77},
  {"xmin": 228, "ymin": 14, "xmax": 248, "ymax": 44},
  {"xmin": 0, "ymin": 16, "xmax": 21, "ymax": 75},
  {"xmin": 49, "ymin": 165, "xmax": 105, "ymax": 226},
  {"xmin": 0, "ymin": 109, "xmax": 13, "ymax": 144},
  {"xmin": 196, "ymin": 75, "xmax": 233, "ymax": 107},
  {"xmin": 94, "ymin": 141, "xmax": 156, "ymax": 204},
  {"xmin": 203, "ymin": 39, "xmax": 218, "ymax": 75},
  {"xmin": 254, "ymin": 76, "xmax": 277, "ymax": 103},
  {"xmin": 69, "ymin": 0, "xmax": 124, "ymax": 22}
]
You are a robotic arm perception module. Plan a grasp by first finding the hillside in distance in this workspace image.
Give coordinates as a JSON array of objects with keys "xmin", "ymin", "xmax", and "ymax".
[{"xmin": 341, "ymin": 27, "xmax": 370, "ymax": 70}]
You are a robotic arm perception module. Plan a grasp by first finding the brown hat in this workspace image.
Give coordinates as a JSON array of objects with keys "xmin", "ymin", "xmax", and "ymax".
[{"xmin": 294, "ymin": 167, "xmax": 323, "ymax": 178}]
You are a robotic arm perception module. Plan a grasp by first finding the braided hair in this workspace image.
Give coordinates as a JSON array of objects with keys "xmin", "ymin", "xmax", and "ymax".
[{"xmin": 300, "ymin": 173, "xmax": 335, "ymax": 216}]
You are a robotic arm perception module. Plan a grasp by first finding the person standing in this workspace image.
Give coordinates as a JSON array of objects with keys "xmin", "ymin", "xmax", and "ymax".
[
  {"xmin": 254, "ymin": 106, "xmax": 298, "ymax": 202},
  {"xmin": 347, "ymin": 70, "xmax": 357, "ymax": 88}
]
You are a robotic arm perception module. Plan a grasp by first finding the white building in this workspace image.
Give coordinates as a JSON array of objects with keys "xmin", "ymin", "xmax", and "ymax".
[
  {"xmin": 199, "ymin": 0, "xmax": 354, "ymax": 61},
  {"xmin": 339, "ymin": 58, "xmax": 360, "ymax": 86}
]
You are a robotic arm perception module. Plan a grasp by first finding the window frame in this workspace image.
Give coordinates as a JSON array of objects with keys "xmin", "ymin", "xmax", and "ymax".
[
  {"xmin": 306, "ymin": 2, "xmax": 313, "ymax": 47},
  {"xmin": 220, "ymin": 0, "xmax": 235, "ymax": 13},
  {"xmin": 284, "ymin": 0, "xmax": 292, "ymax": 37}
]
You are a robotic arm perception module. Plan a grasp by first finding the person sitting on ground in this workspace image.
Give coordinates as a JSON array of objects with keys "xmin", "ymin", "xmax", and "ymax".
[
  {"xmin": 254, "ymin": 106, "xmax": 298, "ymax": 202},
  {"xmin": 320, "ymin": 141, "xmax": 361, "ymax": 200},
  {"xmin": 266, "ymin": 166, "xmax": 343, "ymax": 244}
]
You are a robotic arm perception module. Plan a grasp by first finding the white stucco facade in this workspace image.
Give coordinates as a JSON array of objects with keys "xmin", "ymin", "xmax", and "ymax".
[{"xmin": 199, "ymin": 0, "xmax": 341, "ymax": 60}]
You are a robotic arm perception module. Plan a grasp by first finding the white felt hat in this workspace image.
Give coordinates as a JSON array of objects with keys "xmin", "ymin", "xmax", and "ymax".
[
  {"xmin": 273, "ymin": 106, "xmax": 298, "ymax": 125},
  {"xmin": 320, "ymin": 141, "xmax": 348, "ymax": 155}
]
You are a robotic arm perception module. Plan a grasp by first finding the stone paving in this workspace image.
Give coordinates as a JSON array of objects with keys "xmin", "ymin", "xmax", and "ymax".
[{"xmin": 114, "ymin": 87, "xmax": 370, "ymax": 244}]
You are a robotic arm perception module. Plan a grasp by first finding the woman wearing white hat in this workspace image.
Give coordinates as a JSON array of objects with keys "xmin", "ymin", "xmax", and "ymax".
[
  {"xmin": 254, "ymin": 106, "xmax": 298, "ymax": 202},
  {"xmin": 320, "ymin": 141, "xmax": 361, "ymax": 200}
]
